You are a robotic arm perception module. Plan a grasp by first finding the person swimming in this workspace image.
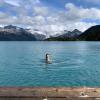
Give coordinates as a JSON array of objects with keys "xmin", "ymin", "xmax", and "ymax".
[{"xmin": 45, "ymin": 53, "xmax": 52, "ymax": 64}]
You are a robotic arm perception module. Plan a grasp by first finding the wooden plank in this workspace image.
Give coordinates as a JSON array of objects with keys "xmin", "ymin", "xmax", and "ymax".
[{"xmin": 0, "ymin": 87, "xmax": 99, "ymax": 99}]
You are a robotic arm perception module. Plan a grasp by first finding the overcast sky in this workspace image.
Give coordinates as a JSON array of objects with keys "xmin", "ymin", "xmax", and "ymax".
[{"xmin": 0, "ymin": 0, "xmax": 100, "ymax": 33}]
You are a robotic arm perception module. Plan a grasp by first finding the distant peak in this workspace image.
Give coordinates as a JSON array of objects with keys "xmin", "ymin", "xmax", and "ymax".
[
  {"xmin": 4, "ymin": 25, "xmax": 17, "ymax": 29},
  {"xmin": 72, "ymin": 29, "xmax": 80, "ymax": 32}
]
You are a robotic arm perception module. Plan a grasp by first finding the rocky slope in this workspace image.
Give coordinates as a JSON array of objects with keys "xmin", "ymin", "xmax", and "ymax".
[
  {"xmin": 79, "ymin": 25, "xmax": 100, "ymax": 41},
  {"xmin": 0, "ymin": 25, "xmax": 46, "ymax": 41},
  {"xmin": 46, "ymin": 29, "xmax": 82, "ymax": 41}
]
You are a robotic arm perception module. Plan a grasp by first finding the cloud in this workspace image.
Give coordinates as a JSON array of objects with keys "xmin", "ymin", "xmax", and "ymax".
[
  {"xmin": 65, "ymin": 21, "xmax": 96, "ymax": 31},
  {"xmin": 0, "ymin": 1, "xmax": 99, "ymax": 35},
  {"xmin": 4, "ymin": 0, "xmax": 40, "ymax": 7},
  {"xmin": 33, "ymin": 6, "xmax": 48, "ymax": 16},
  {"xmin": 0, "ymin": 12, "xmax": 7, "ymax": 18},
  {"xmin": 65, "ymin": 3, "xmax": 100, "ymax": 20},
  {"xmin": 29, "ymin": 0, "xmax": 40, "ymax": 5},
  {"xmin": 4, "ymin": 0, "xmax": 20, "ymax": 7}
]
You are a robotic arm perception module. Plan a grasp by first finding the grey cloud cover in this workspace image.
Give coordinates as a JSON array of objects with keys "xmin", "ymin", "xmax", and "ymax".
[{"xmin": 0, "ymin": 0, "xmax": 99, "ymax": 35}]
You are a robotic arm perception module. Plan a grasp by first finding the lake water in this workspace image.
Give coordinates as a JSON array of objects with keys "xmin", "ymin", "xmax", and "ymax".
[{"xmin": 0, "ymin": 41, "xmax": 100, "ymax": 86}]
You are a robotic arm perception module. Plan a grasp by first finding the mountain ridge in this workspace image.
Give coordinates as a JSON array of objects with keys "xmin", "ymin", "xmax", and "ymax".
[
  {"xmin": 46, "ymin": 29, "xmax": 82, "ymax": 41},
  {"xmin": 79, "ymin": 25, "xmax": 100, "ymax": 41},
  {"xmin": 0, "ymin": 25, "xmax": 46, "ymax": 41},
  {"xmin": 0, "ymin": 25, "xmax": 100, "ymax": 41}
]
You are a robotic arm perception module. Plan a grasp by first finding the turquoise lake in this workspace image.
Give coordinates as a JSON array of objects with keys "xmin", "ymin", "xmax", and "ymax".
[{"xmin": 0, "ymin": 41, "xmax": 100, "ymax": 86}]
